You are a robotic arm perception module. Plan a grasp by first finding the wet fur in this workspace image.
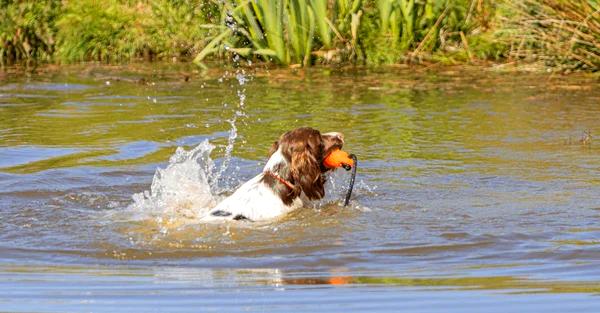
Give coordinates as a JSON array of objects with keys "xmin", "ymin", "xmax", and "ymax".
[
  {"xmin": 263, "ymin": 127, "xmax": 343, "ymax": 205},
  {"xmin": 205, "ymin": 127, "xmax": 343, "ymax": 221}
]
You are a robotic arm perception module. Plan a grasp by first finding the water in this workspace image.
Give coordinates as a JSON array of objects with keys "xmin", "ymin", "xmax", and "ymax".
[{"xmin": 1, "ymin": 64, "xmax": 600, "ymax": 312}]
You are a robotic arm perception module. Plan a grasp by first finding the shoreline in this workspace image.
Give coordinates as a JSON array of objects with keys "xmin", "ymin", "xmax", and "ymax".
[{"xmin": 2, "ymin": 60, "xmax": 599, "ymax": 82}]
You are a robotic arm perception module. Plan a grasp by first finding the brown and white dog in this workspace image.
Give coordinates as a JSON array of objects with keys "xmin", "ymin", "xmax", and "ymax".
[{"xmin": 204, "ymin": 127, "xmax": 344, "ymax": 221}]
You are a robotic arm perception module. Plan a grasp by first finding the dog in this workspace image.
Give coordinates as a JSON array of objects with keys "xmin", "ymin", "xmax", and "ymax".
[{"xmin": 203, "ymin": 127, "xmax": 345, "ymax": 222}]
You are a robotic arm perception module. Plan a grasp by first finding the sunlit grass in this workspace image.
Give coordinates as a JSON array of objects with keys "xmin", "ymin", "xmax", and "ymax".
[
  {"xmin": 195, "ymin": 0, "xmax": 474, "ymax": 66},
  {"xmin": 194, "ymin": 0, "xmax": 359, "ymax": 66},
  {"xmin": 1, "ymin": 0, "xmax": 215, "ymax": 65},
  {"xmin": 501, "ymin": 0, "xmax": 600, "ymax": 71},
  {"xmin": 1, "ymin": 1, "xmax": 598, "ymax": 69},
  {"xmin": 0, "ymin": 1, "xmax": 58, "ymax": 66}
]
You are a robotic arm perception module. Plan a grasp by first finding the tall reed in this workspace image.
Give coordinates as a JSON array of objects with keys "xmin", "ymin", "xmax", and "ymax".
[
  {"xmin": 1, "ymin": 0, "xmax": 597, "ymax": 71},
  {"xmin": 195, "ymin": 0, "xmax": 481, "ymax": 66},
  {"xmin": 194, "ymin": 0, "xmax": 362, "ymax": 66},
  {"xmin": 502, "ymin": 0, "xmax": 600, "ymax": 70}
]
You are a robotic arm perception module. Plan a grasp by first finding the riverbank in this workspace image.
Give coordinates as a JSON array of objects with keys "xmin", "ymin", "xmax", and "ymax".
[
  {"xmin": 2, "ymin": 0, "xmax": 598, "ymax": 72},
  {"xmin": 1, "ymin": 61, "xmax": 598, "ymax": 87}
]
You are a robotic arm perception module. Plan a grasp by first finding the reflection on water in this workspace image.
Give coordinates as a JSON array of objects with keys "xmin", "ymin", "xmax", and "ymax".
[
  {"xmin": 3, "ymin": 263, "xmax": 600, "ymax": 293},
  {"xmin": 1, "ymin": 264, "xmax": 599, "ymax": 313},
  {"xmin": 1, "ymin": 64, "xmax": 600, "ymax": 311}
]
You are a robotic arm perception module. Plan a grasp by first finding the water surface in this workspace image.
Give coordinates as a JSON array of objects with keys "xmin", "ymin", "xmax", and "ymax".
[{"xmin": 1, "ymin": 64, "xmax": 600, "ymax": 312}]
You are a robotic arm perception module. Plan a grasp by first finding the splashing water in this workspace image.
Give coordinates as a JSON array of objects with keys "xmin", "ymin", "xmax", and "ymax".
[
  {"xmin": 214, "ymin": 58, "xmax": 250, "ymax": 191},
  {"xmin": 127, "ymin": 53, "xmax": 253, "ymax": 232},
  {"xmin": 125, "ymin": 138, "xmax": 364, "ymax": 234},
  {"xmin": 124, "ymin": 41, "xmax": 366, "ymax": 234},
  {"xmin": 213, "ymin": 118, "xmax": 238, "ymax": 192},
  {"xmin": 127, "ymin": 141, "xmax": 219, "ymax": 231}
]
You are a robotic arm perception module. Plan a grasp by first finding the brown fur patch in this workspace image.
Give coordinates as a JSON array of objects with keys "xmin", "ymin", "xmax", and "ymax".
[{"xmin": 261, "ymin": 127, "xmax": 344, "ymax": 204}]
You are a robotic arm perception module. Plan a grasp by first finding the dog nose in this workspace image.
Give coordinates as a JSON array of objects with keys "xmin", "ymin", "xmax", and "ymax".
[{"xmin": 324, "ymin": 132, "xmax": 344, "ymax": 143}]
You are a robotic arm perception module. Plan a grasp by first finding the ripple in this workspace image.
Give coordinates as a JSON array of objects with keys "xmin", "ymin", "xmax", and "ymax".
[
  {"xmin": 98, "ymin": 141, "xmax": 163, "ymax": 161},
  {"xmin": 1, "ymin": 66, "xmax": 600, "ymax": 308},
  {"xmin": 23, "ymin": 83, "xmax": 93, "ymax": 91},
  {"xmin": 0, "ymin": 146, "xmax": 80, "ymax": 168}
]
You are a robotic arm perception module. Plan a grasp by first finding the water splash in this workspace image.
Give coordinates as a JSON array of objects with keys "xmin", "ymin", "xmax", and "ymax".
[
  {"xmin": 127, "ymin": 141, "xmax": 219, "ymax": 232},
  {"xmin": 124, "ymin": 139, "xmax": 366, "ymax": 235},
  {"xmin": 212, "ymin": 118, "xmax": 238, "ymax": 192},
  {"xmin": 214, "ymin": 56, "xmax": 250, "ymax": 191},
  {"xmin": 127, "ymin": 59, "xmax": 252, "ymax": 233}
]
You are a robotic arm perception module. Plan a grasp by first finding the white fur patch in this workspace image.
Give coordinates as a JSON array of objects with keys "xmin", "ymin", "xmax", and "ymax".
[
  {"xmin": 203, "ymin": 146, "xmax": 302, "ymax": 222},
  {"xmin": 263, "ymin": 146, "xmax": 287, "ymax": 171}
]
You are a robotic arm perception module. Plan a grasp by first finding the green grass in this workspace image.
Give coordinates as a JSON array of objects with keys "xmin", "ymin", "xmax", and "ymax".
[
  {"xmin": 0, "ymin": 0, "xmax": 598, "ymax": 71},
  {"xmin": 195, "ymin": 0, "xmax": 497, "ymax": 66},
  {"xmin": 56, "ymin": 0, "xmax": 216, "ymax": 63},
  {"xmin": 194, "ymin": 0, "xmax": 363, "ymax": 66},
  {"xmin": 55, "ymin": 0, "xmax": 145, "ymax": 62},
  {"xmin": 500, "ymin": 0, "xmax": 600, "ymax": 71},
  {"xmin": 1, "ymin": 0, "xmax": 215, "ymax": 65},
  {"xmin": 0, "ymin": 0, "xmax": 59, "ymax": 66}
]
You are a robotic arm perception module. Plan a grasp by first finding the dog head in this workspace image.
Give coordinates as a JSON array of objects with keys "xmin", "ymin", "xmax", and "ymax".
[{"xmin": 266, "ymin": 127, "xmax": 344, "ymax": 204}]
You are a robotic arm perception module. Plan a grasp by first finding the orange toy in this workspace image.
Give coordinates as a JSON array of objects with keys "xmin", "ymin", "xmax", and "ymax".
[{"xmin": 323, "ymin": 149, "xmax": 354, "ymax": 169}]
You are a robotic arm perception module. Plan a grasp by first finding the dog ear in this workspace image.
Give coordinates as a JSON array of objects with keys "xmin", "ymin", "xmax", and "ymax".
[
  {"xmin": 289, "ymin": 135, "xmax": 325, "ymax": 200},
  {"xmin": 268, "ymin": 140, "xmax": 279, "ymax": 157}
]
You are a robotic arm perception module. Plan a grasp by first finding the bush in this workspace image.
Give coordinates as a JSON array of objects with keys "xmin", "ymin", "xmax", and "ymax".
[
  {"xmin": 0, "ymin": 0, "xmax": 597, "ymax": 71},
  {"xmin": 148, "ymin": 0, "xmax": 219, "ymax": 60},
  {"xmin": 0, "ymin": 0, "xmax": 60, "ymax": 65},
  {"xmin": 501, "ymin": 0, "xmax": 600, "ymax": 71},
  {"xmin": 55, "ymin": 0, "xmax": 149, "ymax": 62},
  {"xmin": 2, "ymin": 0, "xmax": 215, "ymax": 64}
]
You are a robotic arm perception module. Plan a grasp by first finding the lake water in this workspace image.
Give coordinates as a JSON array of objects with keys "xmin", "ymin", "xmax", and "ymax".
[{"xmin": 1, "ymin": 64, "xmax": 600, "ymax": 312}]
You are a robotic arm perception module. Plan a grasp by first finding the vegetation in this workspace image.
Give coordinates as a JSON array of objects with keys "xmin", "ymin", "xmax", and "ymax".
[
  {"xmin": 0, "ymin": 0, "xmax": 59, "ymax": 65},
  {"xmin": 1, "ymin": 0, "xmax": 217, "ymax": 65},
  {"xmin": 194, "ymin": 0, "xmax": 490, "ymax": 65},
  {"xmin": 56, "ymin": 0, "xmax": 221, "ymax": 63},
  {"xmin": 194, "ymin": 0, "xmax": 364, "ymax": 66},
  {"xmin": 0, "ymin": 0, "xmax": 598, "ymax": 71},
  {"xmin": 500, "ymin": 0, "xmax": 600, "ymax": 71}
]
